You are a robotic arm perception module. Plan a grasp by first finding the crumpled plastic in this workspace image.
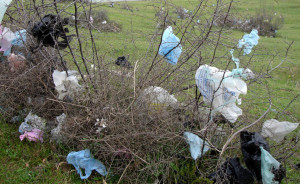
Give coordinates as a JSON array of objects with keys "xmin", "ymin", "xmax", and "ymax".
[
  {"xmin": 238, "ymin": 29, "xmax": 259, "ymax": 55},
  {"xmin": 141, "ymin": 86, "xmax": 178, "ymax": 109},
  {"xmin": 158, "ymin": 26, "xmax": 182, "ymax": 65},
  {"xmin": 20, "ymin": 128, "xmax": 43, "ymax": 143},
  {"xmin": 19, "ymin": 112, "xmax": 46, "ymax": 133},
  {"xmin": 240, "ymin": 131, "xmax": 270, "ymax": 182},
  {"xmin": 115, "ymin": 56, "xmax": 132, "ymax": 68},
  {"xmin": 0, "ymin": 26, "xmax": 16, "ymax": 56},
  {"xmin": 30, "ymin": 14, "xmax": 72, "ymax": 49},
  {"xmin": 52, "ymin": 70, "xmax": 82, "ymax": 100},
  {"xmin": 260, "ymin": 146, "xmax": 286, "ymax": 184},
  {"xmin": 195, "ymin": 65, "xmax": 248, "ymax": 123},
  {"xmin": 67, "ymin": 149, "xmax": 107, "ymax": 180},
  {"xmin": 8, "ymin": 53, "xmax": 26, "ymax": 72},
  {"xmin": 11, "ymin": 29, "xmax": 26, "ymax": 47},
  {"xmin": 51, "ymin": 113, "xmax": 67, "ymax": 143},
  {"xmin": 183, "ymin": 132, "xmax": 210, "ymax": 160},
  {"xmin": 0, "ymin": 0, "xmax": 12, "ymax": 24},
  {"xmin": 208, "ymin": 157, "xmax": 254, "ymax": 184},
  {"xmin": 261, "ymin": 119, "xmax": 299, "ymax": 143}
]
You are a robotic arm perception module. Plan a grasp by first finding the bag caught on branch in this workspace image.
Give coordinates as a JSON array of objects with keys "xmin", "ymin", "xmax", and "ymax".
[{"xmin": 183, "ymin": 132, "xmax": 210, "ymax": 160}]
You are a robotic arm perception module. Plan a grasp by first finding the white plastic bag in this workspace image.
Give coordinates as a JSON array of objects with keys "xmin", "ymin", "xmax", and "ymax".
[
  {"xmin": 184, "ymin": 132, "xmax": 210, "ymax": 160},
  {"xmin": 261, "ymin": 119, "xmax": 299, "ymax": 142},
  {"xmin": 141, "ymin": 86, "xmax": 178, "ymax": 108},
  {"xmin": 195, "ymin": 65, "xmax": 247, "ymax": 123}
]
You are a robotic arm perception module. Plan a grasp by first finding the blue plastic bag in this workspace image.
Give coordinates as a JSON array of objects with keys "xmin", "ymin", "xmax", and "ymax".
[
  {"xmin": 158, "ymin": 26, "xmax": 182, "ymax": 65},
  {"xmin": 67, "ymin": 149, "xmax": 107, "ymax": 180},
  {"xmin": 184, "ymin": 132, "xmax": 209, "ymax": 160},
  {"xmin": 238, "ymin": 29, "xmax": 259, "ymax": 55}
]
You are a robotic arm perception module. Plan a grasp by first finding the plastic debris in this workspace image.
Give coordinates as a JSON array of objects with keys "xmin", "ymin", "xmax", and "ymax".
[
  {"xmin": 183, "ymin": 132, "xmax": 210, "ymax": 160},
  {"xmin": 51, "ymin": 113, "xmax": 67, "ymax": 143},
  {"xmin": 11, "ymin": 29, "xmax": 26, "ymax": 47},
  {"xmin": 20, "ymin": 112, "xmax": 47, "ymax": 131},
  {"xmin": 261, "ymin": 119, "xmax": 299, "ymax": 143},
  {"xmin": 141, "ymin": 86, "xmax": 178, "ymax": 109},
  {"xmin": 115, "ymin": 56, "xmax": 132, "ymax": 68},
  {"xmin": 30, "ymin": 14, "xmax": 72, "ymax": 49},
  {"xmin": 19, "ymin": 122, "xmax": 33, "ymax": 134},
  {"xmin": 52, "ymin": 70, "xmax": 82, "ymax": 100},
  {"xmin": 195, "ymin": 65, "xmax": 248, "ymax": 123},
  {"xmin": 208, "ymin": 157, "xmax": 254, "ymax": 184},
  {"xmin": 0, "ymin": 26, "xmax": 16, "ymax": 56},
  {"xmin": 8, "ymin": 53, "xmax": 26, "ymax": 72},
  {"xmin": 238, "ymin": 29, "xmax": 259, "ymax": 55},
  {"xmin": 158, "ymin": 26, "xmax": 182, "ymax": 65},
  {"xmin": 67, "ymin": 149, "xmax": 107, "ymax": 180},
  {"xmin": 260, "ymin": 146, "xmax": 286, "ymax": 184},
  {"xmin": 240, "ymin": 131, "xmax": 270, "ymax": 182},
  {"xmin": 0, "ymin": 0, "xmax": 12, "ymax": 24},
  {"xmin": 20, "ymin": 128, "xmax": 43, "ymax": 143},
  {"xmin": 95, "ymin": 118, "xmax": 107, "ymax": 133}
]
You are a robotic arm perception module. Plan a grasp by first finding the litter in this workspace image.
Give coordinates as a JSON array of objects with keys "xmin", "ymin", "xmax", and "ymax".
[
  {"xmin": 115, "ymin": 56, "xmax": 132, "ymax": 68},
  {"xmin": 20, "ymin": 112, "xmax": 47, "ymax": 131},
  {"xmin": 195, "ymin": 65, "xmax": 248, "ymax": 123},
  {"xmin": 20, "ymin": 128, "xmax": 43, "ymax": 143},
  {"xmin": 240, "ymin": 131, "xmax": 270, "ymax": 182},
  {"xmin": 30, "ymin": 14, "xmax": 72, "ymax": 49},
  {"xmin": 261, "ymin": 119, "xmax": 299, "ymax": 143},
  {"xmin": 0, "ymin": 0, "xmax": 12, "ymax": 24},
  {"xmin": 141, "ymin": 86, "xmax": 178, "ymax": 109},
  {"xmin": 260, "ymin": 146, "xmax": 286, "ymax": 184},
  {"xmin": 8, "ymin": 53, "xmax": 26, "ymax": 72},
  {"xmin": 183, "ymin": 132, "xmax": 210, "ymax": 160},
  {"xmin": 158, "ymin": 26, "xmax": 182, "ymax": 65},
  {"xmin": 238, "ymin": 29, "xmax": 259, "ymax": 55},
  {"xmin": 11, "ymin": 29, "xmax": 27, "ymax": 48},
  {"xmin": 19, "ymin": 122, "xmax": 33, "ymax": 134},
  {"xmin": 208, "ymin": 157, "xmax": 254, "ymax": 184},
  {"xmin": 0, "ymin": 26, "xmax": 16, "ymax": 56},
  {"xmin": 67, "ymin": 149, "xmax": 107, "ymax": 180},
  {"xmin": 51, "ymin": 113, "xmax": 67, "ymax": 143},
  {"xmin": 52, "ymin": 70, "xmax": 82, "ymax": 100}
]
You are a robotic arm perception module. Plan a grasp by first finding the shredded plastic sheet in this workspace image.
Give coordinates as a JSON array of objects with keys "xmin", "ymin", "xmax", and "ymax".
[
  {"xmin": 142, "ymin": 86, "xmax": 178, "ymax": 108},
  {"xmin": 52, "ymin": 70, "xmax": 82, "ymax": 100},
  {"xmin": 183, "ymin": 132, "xmax": 209, "ymax": 160},
  {"xmin": 20, "ymin": 128, "xmax": 43, "ymax": 143},
  {"xmin": 238, "ymin": 29, "xmax": 259, "ymax": 55},
  {"xmin": 240, "ymin": 131, "xmax": 270, "ymax": 182},
  {"xmin": 195, "ymin": 65, "xmax": 248, "ymax": 123},
  {"xmin": 260, "ymin": 146, "xmax": 286, "ymax": 184},
  {"xmin": 208, "ymin": 157, "xmax": 254, "ymax": 184},
  {"xmin": 261, "ymin": 119, "xmax": 299, "ymax": 143},
  {"xmin": 158, "ymin": 26, "xmax": 182, "ymax": 65},
  {"xmin": 67, "ymin": 149, "xmax": 107, "ymax": 180},
  {"xmin": 51, "ymin": 113, "xmax": 67, "ymax": 143},
  {"xmin": 0, "ymin": 0, "xmax": 12, "ymax": 24},
  {"xmin": 0, "ymin": 26, "xmax": 16, "ymax": 56}
]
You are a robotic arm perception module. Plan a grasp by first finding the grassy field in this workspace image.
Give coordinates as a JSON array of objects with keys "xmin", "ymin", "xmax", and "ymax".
[{"xmin": 0, "ymin": 0, "xmax": 299, "ymax": 183}]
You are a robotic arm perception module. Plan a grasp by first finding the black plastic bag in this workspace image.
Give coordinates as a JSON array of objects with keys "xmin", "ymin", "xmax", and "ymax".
[
  {"xmin": 240, "ymin": 131, "xmax": 270, "ymax": 182},
  {"xmin": 208, "ymin": 157, "xmax": 254, "ymax": 184},
  {"xmin": 115, "ymin": 56, "xmax": 132, "ymax": 68},
  {"xmin": 30, "ymin": 14, "xmax": 72, "ymax": 49}
]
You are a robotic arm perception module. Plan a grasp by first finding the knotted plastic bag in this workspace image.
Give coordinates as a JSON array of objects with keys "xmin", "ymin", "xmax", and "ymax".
[
  {"xmin": 195, "ymin": 65, "xmax": 247, "ymax": 123},
  {"xmin": 260, "ymin": 146, "xmax": 286, "ymax": 184},
  {"xmin": 158, "ymin": 26, "xmax": 182, "ymax": 65},
  {"xmin": 67, "ymin": 149, "xmax": 107, "ymax": 180},
  {"xmin": 0, "ymin": 0, "xmax": 12, "ymax": 24},
  {"xmin": 183, "ymin": 132, "xmax": 209, "ymax": 160},
  {"xmin": 261, "ymin": 119, "xmax": 299, "ymax": 143},
  {"xmin": 240, "ymin": 131, "xmax": 270, "ymax": 182},
  {"xmin": 208, "ymin": 157, "xmax": 254, "ymax": 184},
  {"xmin": 238, "ymin": 29, "xmax": 259, "ymax": 55}
]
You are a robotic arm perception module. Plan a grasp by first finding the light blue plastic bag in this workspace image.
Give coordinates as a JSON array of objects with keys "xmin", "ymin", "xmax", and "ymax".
[
  {"xmin": 158, "ymin": 26, "xmax": 182, "ymax": 65},
  {"xmin": 4, "ymin": 29, "xmax": 27, "ymax": 56},
  {"xmin": 238, "ymin": 29, "xmax": 259, "ymax": 55},
  {"xmin": 260, "ymin": 146, "xmax": 280, "ymax": 184},
  {"xmin": 184, "ymin": 132, "xmax": 210, "ymax": 160},
  {"xmin": 67, "ymin": 149, "xmax": 107, "ymax": 180}
]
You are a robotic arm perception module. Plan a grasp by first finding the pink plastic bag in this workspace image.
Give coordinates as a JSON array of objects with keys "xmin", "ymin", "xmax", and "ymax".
[{"xmin": 20, "ymin": 129, "xmax": 43, "ymax": 143}]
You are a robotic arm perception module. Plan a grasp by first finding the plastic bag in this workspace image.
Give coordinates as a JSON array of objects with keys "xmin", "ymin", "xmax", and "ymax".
[
  {"xmin": 260, "ymin": 146, "xmax": 286, "ymax": 184},
  {"xmin": 115, "ymin": 56, "xmax": 132, "ymax": 68},
  {"xmin": 183, "ymin": 132, "xmax": 210, "ymax": 160},
  {"xmin": 261, "ymin": 119, "xmax": 299, "ymax": 143},
  {"xmin": 158, "ymin": 26, "xmax": 182, "ymax": 65},
  {"xmin": 67, "ymin": 149, "xmax": 107, "ymax": 180},
  {"xmin": 19, "ymin": 122, "xmax": 33, "ymax": 134},
  {"xmin": 238, "ymin": 29, "xmax": 259, "ymax": 55},
  {"xmin": 0, "ymin": 26, "xmax": 16, "ymax": 56},
  {"xmin": 195, "ymin": 65, "xmax": 247, "ymax": 123},
  {"xmin": 20, "ymin": 128, "xmax": 43, "ymax": 143},
  {"xmin": 52, "ymin": 70, "xmax": 82, "ymax": 100},
  {"xmin": 240, "ymin": 131, "xmax": 270, "ymax": 182},
  {"xmin": 0, "ymin": 0, "xmax": 12, "ymax": 24},
  {"xmin": 141, "ymin": 86, "xmax": 178, "ymax": 108},
  {"xmin": 11, "ymin": 29, "xmax": 26, "ymax": 47},
  {"xmin": 8, "ymin": 53, "xmax": 26, "ymax": 72},
  {"xmin": 51, "ymin": 113, "xmax": 67, "ymax": 143},
  {"xmin": 208, "ymin": 157, "xmax": 254, "ymax": 184},
  {"xmin": 19, "ymin": 112, "xmax": 46, "ymax": 131}
]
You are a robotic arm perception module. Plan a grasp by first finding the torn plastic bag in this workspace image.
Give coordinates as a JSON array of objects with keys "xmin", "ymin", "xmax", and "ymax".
[
  {"xmin": 261, "ymin": 119, "xmax": 299, "ymax": 143},
  {"xmin": 238, "ymin": 29, "xmax": 259, "ymax": 55},
  {"xmin": 0, "ymin": 0, "xmax": 12, "ymax": 24},
  {"xmin": 240, "ymin": 131, "xmax": 270, "ymax": 182},
  {"xmin": 67, "ymin": 149, "xmax": 107, "ymax": 180},
  {"xmin": 20, "ymin": 128, "xmax": 43, "ymax": 143},
  {"xmin": 183, "ymin": 132, "xmax": 210, "ymax": 160},
  {"xmin": 30, "ymin": 14, "xmax": 72, "ymax": 49},
  {"xmin": 0, "ymin": 26, "xmax": 16, "ymax": 56},
  {"xmin": 51, "ymin": 113, "xmax": 67, "ymax": 143},
  {"xmin": 52, "ymin": 70, "xmax": 82, "ymax": 100},
  {"xmin": 208, "ymin": 157, "xmax": 254, "ymax": 184},
  {"xmin": 195, "ymin": 65, "xmax": 248, "ymax": 123},
  {"xmin": 158, "ymin": 26, "xmax": 182, "ymax": 65},
  {"xmin": 141, "ymin": 86, "xmax": 178, "ymax": 109},
  {"xmin": 260, "ymin": 146, "xmax": 286, "ymax": 184},
  {"xmin": 115, "ymin": 56, "xmax": 132, "ymax": 68}
]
